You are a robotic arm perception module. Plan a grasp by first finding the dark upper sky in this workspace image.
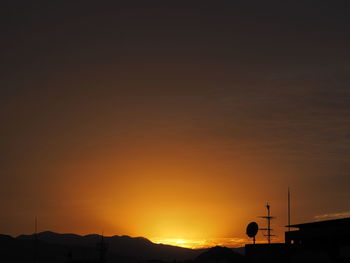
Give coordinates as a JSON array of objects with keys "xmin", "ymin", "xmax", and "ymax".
[{"xmin": 1, "ymin": 1, "xmax": 350, "ymax": 246}]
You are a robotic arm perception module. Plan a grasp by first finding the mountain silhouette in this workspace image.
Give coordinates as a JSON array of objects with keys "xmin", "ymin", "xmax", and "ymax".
[
  {"xmin": 0, "ymin": 233, "xmax": 83, "ymax": 263},
  {"xmin": 6, "ymin": 231, "xmax": 202, "ymax": 262}
]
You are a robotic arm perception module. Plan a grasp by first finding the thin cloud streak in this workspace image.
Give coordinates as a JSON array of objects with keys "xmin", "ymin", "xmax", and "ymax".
[{"xmin": 314, "ymin": 211, "xmax": 350, "ymax": 221}]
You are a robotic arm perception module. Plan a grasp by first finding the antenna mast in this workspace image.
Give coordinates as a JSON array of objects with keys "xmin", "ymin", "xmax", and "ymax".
[
  {"xmin": 97, "ymin": 231, "xmax": 108, "ymax": 263},
  {"xmin": 259, "ymin": 203, "xmax": 275, "ymax": 244}
]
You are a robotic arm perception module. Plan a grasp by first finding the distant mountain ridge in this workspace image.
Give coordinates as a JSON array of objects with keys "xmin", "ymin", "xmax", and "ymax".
[
  {"xmin": 12, "ymin": 231, "xmax": 201, "ymax": 262},
  {"xmin": 0, "ymin": 231, "xmax": 244, "ymax": 262},
  {"xmin": 17, "ymin": 231, "xmax": 154, "ymax": 250}
]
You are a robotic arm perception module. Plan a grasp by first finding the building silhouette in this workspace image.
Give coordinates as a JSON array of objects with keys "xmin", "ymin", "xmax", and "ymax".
[
  {"xmin": 246, "ymin": 217, "xmax": 350, "ymax": 263},
  {"xmin": 286, "ymin": 217, "xmax": 350, "ymax": 262}
]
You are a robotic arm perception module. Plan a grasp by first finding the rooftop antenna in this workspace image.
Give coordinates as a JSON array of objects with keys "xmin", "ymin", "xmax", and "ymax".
[{"xmin": 259, "ymin": 203, "xmax": 275, "ymax": 244}]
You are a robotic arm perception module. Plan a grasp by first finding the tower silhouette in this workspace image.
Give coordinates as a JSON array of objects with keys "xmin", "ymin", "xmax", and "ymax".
[
  {"xmin": 97, "ymin": 233, "xmax": 108, "ymax": 263},
  {"xmin": 259, "ymin": 203, "xmax": 275, "ymax": 244}
]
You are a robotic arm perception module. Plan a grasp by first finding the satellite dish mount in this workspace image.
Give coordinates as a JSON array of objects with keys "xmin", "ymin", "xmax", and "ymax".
[{"xmin": 246, "ymin": 222, "xmax": 259, "ymax": 244}]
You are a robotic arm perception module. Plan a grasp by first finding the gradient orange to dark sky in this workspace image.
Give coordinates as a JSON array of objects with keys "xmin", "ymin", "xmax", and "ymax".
[{"xmin": 1, "ymin": 1, "xmax": 350, "ymax": 248}]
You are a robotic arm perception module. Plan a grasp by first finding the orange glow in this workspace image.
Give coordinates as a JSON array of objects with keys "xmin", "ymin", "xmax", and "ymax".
[
  {"xmin": 2, "ymin": 88, "xmax": 298, "ymax": 244},
  {"xmin": 150, "ymin": 237, "xmax": 248, "ymax": 249},
  {"xmin": 27, "ymin": 135, "xmax": 289, "ymax": 247},
  {"xmin": 3, "ymin": 3, "xmax": 350, "ymax": 254}
]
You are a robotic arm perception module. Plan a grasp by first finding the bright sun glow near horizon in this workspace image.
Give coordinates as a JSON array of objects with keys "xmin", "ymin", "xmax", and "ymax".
[{"xmin": 150, "ymin": 237, "xmax": 248, "ymax": 249}]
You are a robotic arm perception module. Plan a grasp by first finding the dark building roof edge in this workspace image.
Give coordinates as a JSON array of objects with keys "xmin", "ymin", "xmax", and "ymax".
[{"xmin": 285, "ymin": 217, "xmax": 350, "ymax": 228}]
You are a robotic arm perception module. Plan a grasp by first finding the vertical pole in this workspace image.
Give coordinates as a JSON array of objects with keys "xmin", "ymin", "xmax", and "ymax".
[
  {"xmin": 35, "ymin": 216, "xmax": 38, "ymax": 263},
  {"xmin": 267, "ymin": 203, "xmax": 271, "ymax": 244},
  {"xmin": 35, "ymin": 217, "xmax": 37, "ymax": 237},
  {"xmin": 288, "ymin": 187, "xmax": 291, "ymax": 232}
]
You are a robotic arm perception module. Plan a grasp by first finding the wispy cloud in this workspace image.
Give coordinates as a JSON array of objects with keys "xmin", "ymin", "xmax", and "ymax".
[{"xmin": 314, "ymin": 211, "xmax": 350, "ymax": 221}]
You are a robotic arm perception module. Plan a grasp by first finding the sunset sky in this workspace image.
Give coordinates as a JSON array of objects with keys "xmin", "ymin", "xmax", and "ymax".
[{"xmin": 1, "ymin": 1, "xmax": 350, "ymax": 248}]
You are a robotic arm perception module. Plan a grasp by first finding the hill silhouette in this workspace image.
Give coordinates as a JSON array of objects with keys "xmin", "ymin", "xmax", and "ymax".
[{"xmin": 0, "ymin": 231, "xmax": 202, "ymax": 262}]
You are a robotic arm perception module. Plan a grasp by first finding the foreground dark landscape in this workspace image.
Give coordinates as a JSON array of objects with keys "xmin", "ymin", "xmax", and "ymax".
[
  {"xmin": 0, "ymin": 231, "xmax": 244, "ymax": 263},
  {"xmin": 2, "ymin": 216, "xmax": 350, "ymax": 263}
]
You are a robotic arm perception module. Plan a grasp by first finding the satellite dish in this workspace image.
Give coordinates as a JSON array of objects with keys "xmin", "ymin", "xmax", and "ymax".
[{"xmin": 246, "ymin": 222, "xmax": 259, "ymax": 244}]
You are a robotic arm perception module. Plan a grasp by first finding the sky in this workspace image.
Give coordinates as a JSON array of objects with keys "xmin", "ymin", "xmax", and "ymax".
[{"xmin": 1, "ymin": 1, "xmax": 350, "ymax": 248}]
